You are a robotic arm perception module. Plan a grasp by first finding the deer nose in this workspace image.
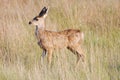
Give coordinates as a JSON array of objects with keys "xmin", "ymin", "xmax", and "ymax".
[{"xmin": 29, "ymin": 21, "xmax": 32, "ymax": 25}]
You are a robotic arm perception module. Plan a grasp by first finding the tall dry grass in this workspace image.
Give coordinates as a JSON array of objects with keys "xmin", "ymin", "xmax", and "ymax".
[{"xmin": 0, "ymin": 0, "xmax": 120, "ymax": 80}]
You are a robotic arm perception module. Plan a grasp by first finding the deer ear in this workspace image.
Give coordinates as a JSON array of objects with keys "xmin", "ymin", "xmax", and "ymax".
[{"xmin": 39, "ymin": 7, "xmax": 48, "ymax": 17}]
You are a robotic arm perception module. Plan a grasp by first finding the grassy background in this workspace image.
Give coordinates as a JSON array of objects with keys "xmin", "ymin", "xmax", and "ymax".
[{"xmin": 0, "ymin": 0, "xmax": 120, "ymax": 80}]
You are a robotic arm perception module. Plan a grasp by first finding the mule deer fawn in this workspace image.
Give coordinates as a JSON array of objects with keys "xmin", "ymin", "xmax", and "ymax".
[{"xmin": 29, "ymin": 7, "xmax": 85, "ymax": 66}]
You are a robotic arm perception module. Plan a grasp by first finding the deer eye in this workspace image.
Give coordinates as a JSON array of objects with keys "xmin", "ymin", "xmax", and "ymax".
[
  {"xmin": 33, "ymin": 17, "xmax": 39, "ymax": 21},
  {"xmin": 36, "ymin": 18, "xmax": 38, "ymax": 21}
]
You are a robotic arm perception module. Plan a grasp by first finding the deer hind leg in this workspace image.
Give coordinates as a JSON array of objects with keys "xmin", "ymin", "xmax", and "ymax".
[
  {"xmin": 76, "ymin": 46, "xmax": 85, "ymax": 63},
  {"xmin": 67, "ymin": 46, "xmax": 85, "ymax": 65},
  {"xmin": 75, "ymin": 46, "xmax": 85, "ymax": 69}
]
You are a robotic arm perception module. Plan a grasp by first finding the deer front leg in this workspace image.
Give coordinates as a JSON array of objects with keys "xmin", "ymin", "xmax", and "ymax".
[
  {"xmin": 38, "ymin": 41, "xmax": 47, "ymax": 58},
  {"xmin": 41, "ymin": 49, "xmax": 47, "ymax": 65},
  {"xmin": 41, "ymin": 49, "xmax": 47, "ymax": 58},
  {"xmin": 38, "ymin": 41, "xmax": 42, "ymax": 48},
  {"xmin": 47, "ymin": 49, "xmax": 53, "ymax": 65}
]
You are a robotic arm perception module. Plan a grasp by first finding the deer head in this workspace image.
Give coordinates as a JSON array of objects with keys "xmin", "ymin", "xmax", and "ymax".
[{"xmin": 29, "ymin": 7, "xmax": 48, "ymax": 26}]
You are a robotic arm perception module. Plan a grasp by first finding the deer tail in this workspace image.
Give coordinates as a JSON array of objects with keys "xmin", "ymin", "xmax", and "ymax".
[{"xmin": 81, "ymin": 32, "xmax": 84, "ymax": 41}]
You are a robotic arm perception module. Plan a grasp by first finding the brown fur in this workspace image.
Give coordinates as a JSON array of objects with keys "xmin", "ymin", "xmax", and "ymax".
[{"xmin": 29, "ymin": 7, "xmax": 85, "ymax": 65}]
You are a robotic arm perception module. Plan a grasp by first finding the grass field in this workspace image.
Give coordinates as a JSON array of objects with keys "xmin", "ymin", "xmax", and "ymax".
[{"xmin": 0, "ymin": 0, "xmax": 120, "ymax": 80}]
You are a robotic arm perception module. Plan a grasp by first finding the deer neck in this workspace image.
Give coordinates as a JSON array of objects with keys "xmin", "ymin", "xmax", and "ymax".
[{"xmin": 35, "ymin": 21, "xmax": 45, "ymax": 37}]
